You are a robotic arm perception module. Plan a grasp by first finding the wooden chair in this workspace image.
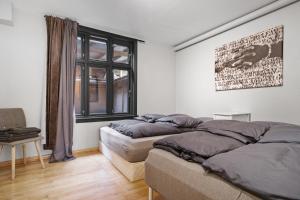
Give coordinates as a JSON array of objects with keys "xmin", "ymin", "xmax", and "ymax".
[{"xmin": 0, "ymin": 108, "xmax": 45, "ymax": 180}]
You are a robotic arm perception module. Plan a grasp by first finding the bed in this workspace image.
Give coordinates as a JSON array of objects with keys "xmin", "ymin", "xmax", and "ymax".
[
  {"xmin": 99, "ymin": 126, "xmax": 178, "ymax": 181},
  {"xmin": 145, "ymin": 148, "xmax": 260, "ymax": 200},
  {"xmin": 144, "ymin": 121, "xmax": 300, "ymax": 200}
]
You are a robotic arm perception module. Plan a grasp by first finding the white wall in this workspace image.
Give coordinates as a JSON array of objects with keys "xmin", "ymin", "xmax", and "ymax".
[
  {"xmin": 0, "ymin": 0, "xmax": 13, "ymax": 25},
  {"xmin": 137, "ymin": 42, "xmax": 176, "ymax": 115},
  {"xmin": 176, "ymin": 2, "xmax": 300, "ymax": 124},
  {"xmin": 0, "ymin": 7, "xmax": 175, "ymax": 161}
]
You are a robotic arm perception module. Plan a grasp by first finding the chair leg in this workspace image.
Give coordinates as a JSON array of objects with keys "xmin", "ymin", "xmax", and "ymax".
[
  {"xmin": 148, "ymin": 187, "xmax": 153, "ymax": 200},
  {"xmin": 34, "ymin": 140, "xmax": 45, "ymax": 169},
  {"xmin": 11, "ymin": 145, "xmax": 16, "ymax": 180},
  {"xmin": 22, "ymin": 144, "xmax": 27, "ymax": 165},
  {"xmin": 0, "ymin": 145, "xmax": 3, "ymax": 155}
]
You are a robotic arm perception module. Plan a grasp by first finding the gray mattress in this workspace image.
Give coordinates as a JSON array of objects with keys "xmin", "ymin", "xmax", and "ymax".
[
  {"xmin": 100, "ymin": 127, "xmax": 172, "ymax": 162},
  {"xmin": 145, "ymin": 148, "xmax": 260, "ymax": 200}
]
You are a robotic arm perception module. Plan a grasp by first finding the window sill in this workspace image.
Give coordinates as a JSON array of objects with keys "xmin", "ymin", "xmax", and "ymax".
[{"xmin": 76, "ymin": 114, "xmax": 137, "ymax": 123}]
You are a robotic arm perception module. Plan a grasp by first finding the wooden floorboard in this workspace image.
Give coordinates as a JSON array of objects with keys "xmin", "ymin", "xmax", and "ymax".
[{"xmin": 0, "ymin": 153, "xmax": 163, "ymax": 200}]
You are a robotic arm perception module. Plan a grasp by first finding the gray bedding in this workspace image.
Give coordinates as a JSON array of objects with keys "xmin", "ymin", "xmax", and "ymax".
[
  {"xmin": 203, "ymin": 143, "xmax": 300, "ymax": 200},
  {"xmin": 145, "ymin": 148, "xmax": 260, "ymax": 200},
  {"xmin": 109, "ymin": 114, "xmax": 212, "ymax": 138},
  {"xmin": 153, "ymin": 131, "xmax": 245, "ymax": 164},
  {"xmin": 100, "ymin": 126, "xmax": 171, "ymax": 162},
  {"xmin": 259, "ymin": 123, "xmax": 300, "ymax": 144},
  {"xmin": 156, "ymin": 114, "xmax": 205, "ymax": 128},
  {"xmin": 203, "ymin": 124, "xmax": 300, "ymax": 200},
  {"xmin": 199, "ymin": 120, "xmax": 270, "ymax": 141},
  {"xmin": 153, "ymin": 120, "xmax": 269, "ymax": 163}
]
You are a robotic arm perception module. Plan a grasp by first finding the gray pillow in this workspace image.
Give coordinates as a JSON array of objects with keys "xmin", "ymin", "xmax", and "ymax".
[
  {"xmin": 199, "ymin": 120, "xmax": 269, "ymax": 141},
  {"xmin": 157, "ymin": 114, "xmax": 203, "ymax": 128},
  {"xmin": 141, "ymin": 114, "xmax": 166, "ymax": 123},
  {"xmin": 259, "ymin": 124, "xmax": 300, "ymax": 143},
  {"xmin": 198, "ymin": 127, "xmax": 252, "ymax": 144},
  {"xmin": 197, "ymin": 117, "xmax": 213, "ymax": 123}
]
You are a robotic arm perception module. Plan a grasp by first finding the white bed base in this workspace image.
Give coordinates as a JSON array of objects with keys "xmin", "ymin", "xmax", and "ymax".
[{"xmin": 99, "ymin": 141, "xmax": 145, "ymax": 182}]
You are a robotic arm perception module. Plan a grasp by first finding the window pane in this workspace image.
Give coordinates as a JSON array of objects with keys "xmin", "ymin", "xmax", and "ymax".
[
  {"xmin": 113, "ymin": 69, "xmax": 129, "ymax": 113},
  {"xmin": 89, "ymin": 39, "xmax": 107, "ymax": 61},
  {"xmin": 75, "ymin": 65, "xmax": 81, "ymax": 115},
  {"xmin": 112, "ymin": 44, "xmax": 129, "ymax": 64},
  {"xmin": 89, "ymin": 67, "xmax": 107, "ymax": 114},
  {"xmin": 77, "ymin": 37, "xmax": 82, "ymax": 59}
]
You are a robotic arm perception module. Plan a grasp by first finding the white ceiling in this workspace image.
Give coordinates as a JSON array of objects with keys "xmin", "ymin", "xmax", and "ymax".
[{"xmin": 13, "ymin": 0, "xmax": 278, "ymax": 46}]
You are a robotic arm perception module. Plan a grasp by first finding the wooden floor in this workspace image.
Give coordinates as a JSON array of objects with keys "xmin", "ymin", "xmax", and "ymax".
[{"xmin": 0, "ymin": 152, "xmax": 163, "ymax": 200}]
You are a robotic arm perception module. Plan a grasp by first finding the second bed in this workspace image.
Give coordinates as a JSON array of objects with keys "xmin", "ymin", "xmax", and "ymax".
[{"xmin": 99, "ymin": 126, "xmax": 173, "ymax": 181}]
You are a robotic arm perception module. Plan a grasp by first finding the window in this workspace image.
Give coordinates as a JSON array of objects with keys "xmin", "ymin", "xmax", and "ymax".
[{"xmin": 75, "ymin": 26, "xmax": 137, "ymax": 122}]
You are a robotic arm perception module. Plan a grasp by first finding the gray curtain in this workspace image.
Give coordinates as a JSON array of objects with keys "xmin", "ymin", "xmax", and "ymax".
[
  {"xmin": 45, "ymin": 16, "xmax": 65, "ymax": 149},
  {"xmin": 48, "ymin": 17, "xmax": 78, "ymax": 162}
]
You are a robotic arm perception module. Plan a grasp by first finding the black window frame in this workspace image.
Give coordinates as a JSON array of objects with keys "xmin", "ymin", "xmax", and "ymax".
[{"xmin": 76, "ymin": 25, "xmax": 137, "ymax": 123}]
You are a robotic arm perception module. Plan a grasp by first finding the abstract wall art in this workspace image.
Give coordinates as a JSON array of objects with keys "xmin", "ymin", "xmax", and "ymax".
[{"xmin": 215, "ymin": 26, "xmax": 283, "ymax": 91}]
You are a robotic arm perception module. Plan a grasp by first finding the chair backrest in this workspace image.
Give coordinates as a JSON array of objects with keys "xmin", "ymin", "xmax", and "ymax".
[{"xmin": 0, "ymin": 108, "xmax": 26, "ymax": 128}]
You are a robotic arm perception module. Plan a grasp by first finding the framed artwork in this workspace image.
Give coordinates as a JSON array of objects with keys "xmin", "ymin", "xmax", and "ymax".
[{"xmin": 215, "ymin": 26, "xmax": 283, "ymax": 91}]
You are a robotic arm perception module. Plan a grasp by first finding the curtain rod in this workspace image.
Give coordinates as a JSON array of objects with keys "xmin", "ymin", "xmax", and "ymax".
[
  {"xmin": 44, "ymin": 15, "xmax": 145, "ymax": 43},
  {"xmin": 174, "ymin": 0, "xmax": 299, "ymax": 52}
]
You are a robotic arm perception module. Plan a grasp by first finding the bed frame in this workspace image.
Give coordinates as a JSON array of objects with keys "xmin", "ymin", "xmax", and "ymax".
[
  {"xmin": 145, "ymin": 149, "xmax": 260, "ymax": 200},
  {"xmin": 99, "ymin": 141, "xmax": 145, "ymax": 182}
]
